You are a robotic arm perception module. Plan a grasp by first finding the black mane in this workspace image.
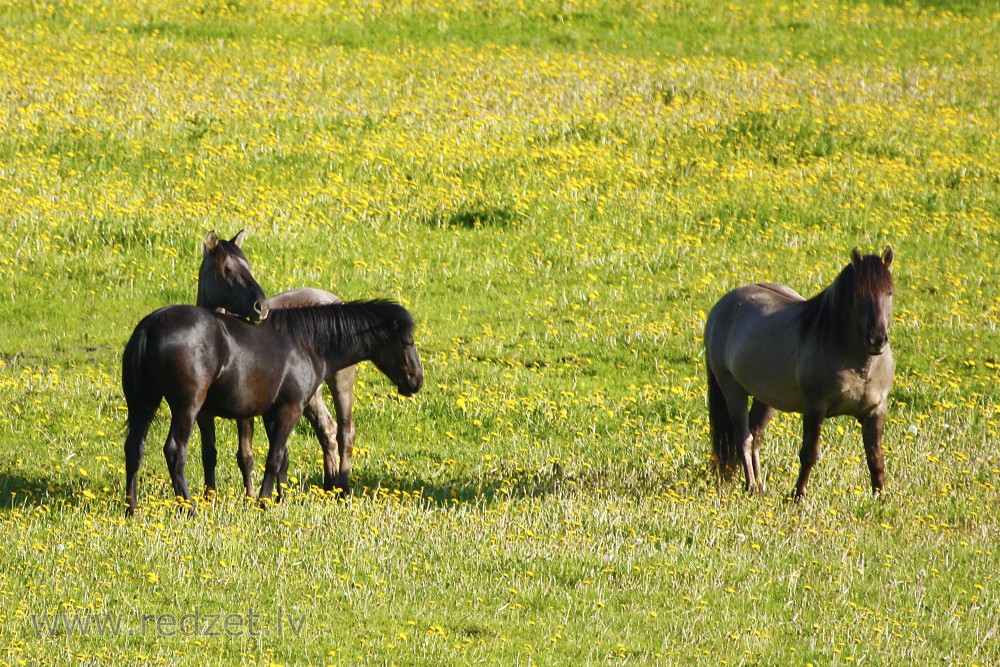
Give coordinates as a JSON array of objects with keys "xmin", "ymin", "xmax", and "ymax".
[
  {"xmin": 798, "ymin": 254, "xmax": 893, "ymax": 343},
  {"xmin": 268, "ymin": 299, "xmax": 414, "ymax": 348}
]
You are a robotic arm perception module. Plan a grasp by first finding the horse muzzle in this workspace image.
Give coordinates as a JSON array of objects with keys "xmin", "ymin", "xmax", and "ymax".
[
  {"xmin": 253, "ymin": 299, "xmax": 270, "ymax": 322},
  {"xmin": 397, "ymin": 369, "xmax": 424, "ymax": 397},
  {"xmin": 865, "ymin": 334, "xmax": 889, "ymax": 355}
]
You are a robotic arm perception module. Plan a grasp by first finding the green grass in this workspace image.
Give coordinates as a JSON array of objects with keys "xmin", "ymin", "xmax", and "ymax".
[{"xmin": 1, "ymin": 0, "xmax": 998, "ymax": 664}]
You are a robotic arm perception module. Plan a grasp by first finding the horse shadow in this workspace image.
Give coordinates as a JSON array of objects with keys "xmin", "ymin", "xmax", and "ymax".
[
  {"xmin": 0, "ymin": 473, "xmax": 81, "ymax": 511},
  {"xmin": 299, "ymin": 464, "xmax": 567, "ymax": 506},
  {"xmin": 298, "ymin": 459, "xmax": 708, "ymax": 506}
]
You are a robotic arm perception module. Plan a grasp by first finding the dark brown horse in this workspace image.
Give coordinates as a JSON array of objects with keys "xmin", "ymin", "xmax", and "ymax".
[
  {"xmin": 196, "ymin": 234, "xmax": 361, "ymax": 496},
  {"xmin": 704, "ymin": 246, "xmax": 895, "ymax": 499},
  {"xmin": 122, "ymin": 301, "xmax": 423, "ymax": 515}
]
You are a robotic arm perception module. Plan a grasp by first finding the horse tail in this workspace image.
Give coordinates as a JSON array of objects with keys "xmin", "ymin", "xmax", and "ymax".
[
  {"xmin": 122, "ymin": 318, "xmax": 163, "ymax": 516},
  {"xmin": 707, "ymin": 366, "xmax": 739, "ymax": 479},
  {"xmin": 122, "ymin": 323, "xmax": 145, "ymax": 408},
  {"xmin": 121, "ymin": 319, "xmax": 161, "ymax": 428}
]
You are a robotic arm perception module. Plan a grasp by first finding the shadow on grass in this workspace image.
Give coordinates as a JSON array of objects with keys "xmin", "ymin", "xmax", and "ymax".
[
  {"xmin": 419, "ymin": 203, "xmax": 517, "ymax": 230},
  {"xmin": 0, "ymin": 473, "xmax": 81, "ymax": 511},
  {"xmin": 298, "ymin": 464, "xmax": 567, "ymax": 506},
  {"xmin": 299, "ymin": 460, "xmax": 712, "ymax": 506}
]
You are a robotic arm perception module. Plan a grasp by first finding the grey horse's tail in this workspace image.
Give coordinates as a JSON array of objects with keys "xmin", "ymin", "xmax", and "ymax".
[{"xmin": 707, "ymin": 367, "xmax": 739, "ymax": 479}]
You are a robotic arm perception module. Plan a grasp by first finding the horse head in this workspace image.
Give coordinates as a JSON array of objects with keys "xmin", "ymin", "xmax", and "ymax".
[
  {"xmin": 368, "ymin": 308, "xmax": 424, "ymax": 397},
  {"xmin": 850, "ymin": 245, "xmax": 894, "ymax": 355},
  {"xmin": 197, "ymin": 230, "xmax": 270, "ymax": 323}
]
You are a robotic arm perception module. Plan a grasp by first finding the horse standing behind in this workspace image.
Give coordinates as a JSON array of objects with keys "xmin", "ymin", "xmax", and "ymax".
[
  {"xmin": 704, "ymin": 246, "xmax": 896, "ymax": 499},
  {"xmin": 197, "ymin": 230, "xmax": 270, "ymax": 324}
]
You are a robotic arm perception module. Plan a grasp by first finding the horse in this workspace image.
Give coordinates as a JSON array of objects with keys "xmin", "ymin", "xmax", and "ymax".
[
  {"xmin": 197, "ymin": 230, "xmax": 270, "ymax": 324},
  {"xmin": 704, "ymin": 246, "xmax": 895, "ymax": 499},
  {"xmin": 196, "ymin": 234, "xmax": 360, "ymax": 497},
  {"xmin": 121, "ymin": 301, "xmax": 424, "ymax": 516}
]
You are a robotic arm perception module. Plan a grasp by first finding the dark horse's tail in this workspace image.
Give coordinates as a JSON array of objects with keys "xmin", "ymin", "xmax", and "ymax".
[
  {"xmin": 707, "ymin": 366, "xmax": 740, "ymax": 479},
  {"xmin": 121, "ymin": 319, "xmax": 160, "ymax": 416},
  {"xmin": 122, "ymin": 317, "xmax": 161, "ymax": 516}
]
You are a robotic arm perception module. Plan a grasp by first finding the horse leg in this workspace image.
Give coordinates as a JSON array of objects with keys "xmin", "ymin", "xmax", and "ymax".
[
  {"xmin": 163, "ymin": 407, "xmax": 198, "ymax": 510},
  {"xmin": 301, "ymin": 385, "xmax": 338, "ymax": 492},
  {"xmin": 330, "ymin": 366, "xmax": 356, "ymax": 496},
  {"xmin": 794, "ymin": 411, "xmax": 824, "ymax": 500},
  {"xmin": 258, "ymin": 405, "xmax": 302, "ymax": 503},
  {"xmin": 197, "ymin": 414, "xmax": 217, "ymax": 498},
  {"xmin": 748, "ymin": 399, "xmax": 775, "ymax": 494},
  {"xmin": 124, "ymin": 404, "xmax": 157, "ymax": 517},
  {"xmin": 860, "ymin": 409, "xmax": 887, "ymax": 494},
  {"xmin": 278, "ymin": 442, "xmax": 291, "ymax": 498},
  {"xmin": 236, "ymin": 418, "xmax": 256, "ymax": 498}
]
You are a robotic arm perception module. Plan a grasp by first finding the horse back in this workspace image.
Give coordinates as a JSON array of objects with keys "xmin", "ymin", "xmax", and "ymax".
[
  {"xmin": 705, "ymin": 283, "xmax": 806, "ymax": 348},
  {"xmin": 267, "ymin": 287, "xmax": 342, "ymax": 309},
  {"xmin": 135, "ymin": 306, "xmax": 229, "ymax": 384},
  {"xmin": 132, "ymin": 305, "xmax": 322, "ymax": 418},
  {"xmin": 134, "ymin": 305, "xmax": 222, "ymax": 349}
]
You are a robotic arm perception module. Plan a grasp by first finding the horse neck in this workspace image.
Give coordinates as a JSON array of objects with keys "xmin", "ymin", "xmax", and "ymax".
[
  {"xmin": 195, "ymin": 264, "xmax": 217, "ymax": 309},
  {"xmin": 286, "ymin": 305, "xmax": 383, "ymax": 374},
  {"xmin": 807, "ymin": 280, "xmax": 868, "ymax": 362},
  {"xmin": 195, "ymin": 268, "xmax": 208, "ymax": 308}
]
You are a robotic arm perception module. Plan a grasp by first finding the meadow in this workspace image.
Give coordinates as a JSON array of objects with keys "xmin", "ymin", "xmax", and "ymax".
[{"xmin": 0, "ymin": 0, "xmax": 998, "ymax": 664}]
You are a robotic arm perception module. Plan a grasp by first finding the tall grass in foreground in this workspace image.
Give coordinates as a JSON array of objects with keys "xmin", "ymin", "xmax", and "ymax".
[{"xmin": 0, "ymin": 0, "xmax": 997, "ymax": 664}]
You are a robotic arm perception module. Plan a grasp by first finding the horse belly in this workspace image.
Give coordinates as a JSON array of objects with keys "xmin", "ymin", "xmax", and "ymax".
[
  {"xmin": 201, "ymin": 376, "xmax": 283, "ymax": 419},
  {"xmin": 728, "ymin": 351, "xmax": 807, "ymax": 413},
  {"xmin": 202, "ymin": 353, "xmax": 323, "ymax": 420},
  {"xmin": 724, "ymin": 321, "xmax": 808, "ymax": 414}
]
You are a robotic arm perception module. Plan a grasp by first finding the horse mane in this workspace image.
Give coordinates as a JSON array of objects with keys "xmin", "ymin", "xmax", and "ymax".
[
  {"xmin": 268, "ymin": 299, "xmax": 415, "ymax": 349},
  {"xmin": 798, "ymin": 254, "xmax": 894, "ymax": 343}
]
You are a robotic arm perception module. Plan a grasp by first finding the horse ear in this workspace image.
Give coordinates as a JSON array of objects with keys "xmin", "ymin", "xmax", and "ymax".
[
  {"xmin": 851, "ymin": 246, "xmax": 864, "ymax": 268},
  {"xmin": 232, "ymin": 230, "xmax": 246, "ymax": 248},
  {"xmin": 203, "ymin": 231, "xmax": 219, "ymax": 255},
  {"xmin": 881, "ymin": 245, "xmax": 894, "ymax": 269}
]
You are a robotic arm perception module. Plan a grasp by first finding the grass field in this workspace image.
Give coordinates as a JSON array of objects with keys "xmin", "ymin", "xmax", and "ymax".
[{"xmin": 1, "ymin": 0, "xmax": 998, "ymax": 664}]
